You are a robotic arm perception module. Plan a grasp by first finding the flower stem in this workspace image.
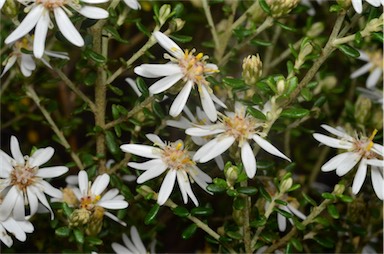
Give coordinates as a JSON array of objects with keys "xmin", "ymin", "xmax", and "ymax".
[
  {"xmin": 202, "ymin": 0, "xmax": 220, "ymax": 50},
  {"xmin": 240, "ymin": 180, "xmax": 252, "ymax": 253}
]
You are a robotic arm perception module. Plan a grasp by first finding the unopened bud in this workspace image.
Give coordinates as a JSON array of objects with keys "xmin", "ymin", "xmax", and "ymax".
[
  {"xmin": 225, "ymin": 166, "xmax": 239, "ymax": 188},
  {"xmin": 280, "ymin": 178, "xmax": 293, "ymax": 193},
  {"xmin": 306, "ymin": 22, "xmax": 325, "ymax": 38},
  {"xmin": 69, "ymin": 208, "xmax": 91, "ymax": 227},
  {"xmin": 169, "ymin": 18, "xmax": 186, "ymax": 32},
  {"xmin": 242, "ymin": 54, "xmax": 263, "ymax": 86},
  {"xmin": 3, "ymin": 0, "xmax": 18, "ymax": 17},
  {"xmin": 336, "ymin": 0, "xmax": 351, "ymax": 10},
  {"xmin": 354, "ymin": 96, "xmax": 372, "ymax": 125},
  {"xmin": 267, "ymin": 0, "xmax": 299, "ymax": 18},
  {"xmin": 333, "ymin": 184, "xmax": 345, "ymax": 195},
  {"xmin": 85, "ymin": 206, "xmax": 105, "ymax": 236},
  {"xmin": 158, "ymin": 4, "xmax": 172, "ymax": 25},
  {"xmin": 277, "ymin": 80, "xmax": 286, "ymax": 95},
  {"xmin": 295, "ymin": 41, "xmax": 313, "ymax": 69},
  {"xmin": 372, "ymin": 108, "xmax": 383, "ymax": 130},
  {"xmin": 366, "ymin": 13, "xmax": 383, "ymax": 33}
]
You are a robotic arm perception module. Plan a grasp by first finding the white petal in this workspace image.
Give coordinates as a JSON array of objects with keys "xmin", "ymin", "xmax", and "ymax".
[
  {"xmin": 366, "ymin": 0, "xmax": 381, "ymax": 6},
  {"xmin": 10, "ymin": 136, "xmax": 24, "ymax": 165},
  {"xmin": 20, "ymin": 54, "xmax": 36, "ymax": 71},
  {"xmin": 357, "ymin": 50, "xmax": 370, "ymax": 61},
  {"xmin": 44, "ymin": 50, "xmax": 69, "ymax": 59},
  {"xmin": 78, "ymin": 171, "xmax": 89, "ymax": 195},
  {"xmin": 126, "ymin": 77, "xmax": 142, "ymax": 96},
  {"xmin": 81, "ymin": 0, "xmax": 109, "ymax": 3},
  {"xmin": 91, "ymin": 173, "xmax": 110, "ymax": 195},
  {"xmin": 321, "ymin": 152, "xmax": 350, "ymax": 172},
  {"xmin": 157, "ymin": 170, "xmax": 177, "ymax": 205},
  {"xmin": 130, "ymin": 226, "xmax": 146, "ymax": 254},
  {"xmin": 0, "ymin": 229, "xmax": 13, "ymax": 248},
  {"xmin": 198, "ymin": 136, "xmax": 236, "ymax": 163},
  {"xmin": 77, "ymin": 6, "xmax": 108, "ymax": 19},
  {"xmin": 112, "ymin": 243, "xmax": 130, "ymax": 254},
  {"xmin": 122, "ymin": 233, "xmax": 139, "ymax": 253},
  {"xmin": 189, "ymin": 165, "xmax": 212, "ymax": 185},
  {"xmin": 104, "ymin": 211, "xmax": 127, "ymax": 226},
  {"xmin": 27, "ymin": 187, "xmax": 39, "ymax": 216},
  {"xmin": 166, "ymin": 117, "xmax": 191, "ymax": 130},
  {"xmin": 0, "ymin": 155, "xmax": 13, "ymax": 177},
  {"xmin": 199, "ymin": 85, "xmax": 217, "ymax": 122},
  {"xmin": 134, "ymin": 66, "xmax": 164, "ymax": 78},
  {"xmin": 366, "ymin": 159, "xmax": 384, "ymax": 167},
  {"xmin": 1, "ymin": 218, "xmax": 26, "ymax": 242},
  {"xmin": 186, "ymin": 127, "xmax": 224, "ymax": 137},
  {"xmin": 31, "ymin": 185, "xmax": 54, "ymax": 219},
  {"xmin": 214, "ymin": 155, "xmax": 225, "ymax": 170},
  {"xmin": 210, "ymin": 92, "xmax": 227, "ymax": 109},
  {"xmin": 177, "ymin": 171, "xmax": 188, "ymax": 204},
  {"xmin": 20, "ymin": 57, "xmax": 33, "ymax": 77},
  {"xmin": 98, "ymin": 200, "xmax": 128, "ymax": 209},
  {"xmin": 40, "ymin": 180, "xmax": 63, "ymax": 198},
  {"xmin": 12, "ymin": 192, "xmax": 26, "ymax": 220},
  {"xmin": 54, "ymin": 7, "xmax": 84, "ymax": 47},
  {"xmin": 0, "ymin": 186, "xmax": 19, "ymax": 220},
  {"xmin": 192, "ymin": 138, "xmax": 218, "ymax": 161},
  {"xmin": 351, "ymin": 0, "xmax": 363, "ymax": 13},
  {"xmin": 121, "ymin": 144, "xmax": 161, "ymax": 159},
  {"xmin": 371, "ymin": 167, "xmax": 384, "ymax": 200},
  {"xmin": 137, "ymin": 163, "xmax": 168, "ymax": 184},
  {"xmin": 153, "ymin": 31, "xmax": 184, "ymax": 59},
  {"xmin": 336, "ymin": 152, "xmax": 361, "ymax": 176},
  {"xmin": 241, "ymin": 141, "xmax": 257, "ymax": 178},
  {"xmin": 5, "ymin": 5, "xmax": 44, "ymax": 44},
  {"xmin": 320, "ymin": 124, "xmax": 354, "ymax": 141},
  {"xmin": 366, "ymin": 68, "xmax": 382, "ymax": 88},
  {"xmin": 313, "ymin": 133, "xmax": 353, "ymax": 150},
  {"xmin": 169, "ymin": 80, "xmax": 193, "ymax": 117},
  {"xmin": 372, "ymin": 144, "xmax": 384, "ymax": 157},
  {"xmin": 177, "ymin": 170, "xmax": 198, "ymax": 206},
  {"xmin": 0, "ymin": 55, "xmax": 17, "ymax": 78},
  {"xmin": 135, "ymin": 64, "xmax": 182, "ymax": 77},
  {"xmin": 35, "ymin": 166, "xmax": 69, "ymax": 178},
  {"xmin": 29, "ymin": 147, "xmax": 54, "ymax": 167},
  {"xmin": 100, "ymin": 189, "xmax": 119, "ymax": 202},
  {"xmin": 148, "ymin": 73, "xmax": 183, "ymax": 94},
  {"xmin": 287, "ymin": 204, "xmax": 306, "ymax": 220},
  {"xmin": 252, "ymin": 135, "xmax": 291, "ymax": 161},
  {"xmin": 145, "ymin": 134, "xmax": 166, "ymax": 147},
  {"xmin": 350, "ymin": 62, "xmax": 373, "ymax": 78},
  {"xmin": 33, "ymin": 10, "xmax": 50, "ymax": 58},
  {"xmin": 123, "ymin": 0, "xmax": 141, "ymax": 9},
  {"xmin": 277, "ymin": 213, "xmax": 286, "ymax": 232},
  {"xmin": 351, "ymin": 160, "xmax": 367, "ymax": 194},
  {"xmin": 128, "ymin": 159, "xmax": 164, "ymax": 170}
]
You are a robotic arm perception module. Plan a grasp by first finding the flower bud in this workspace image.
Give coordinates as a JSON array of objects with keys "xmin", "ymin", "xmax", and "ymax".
[
  {"xmin": 371, "ymin": 108, "xmax": 383, "ymax": 130},
  {"xmin": 69, "ymin": 208, "xmax": 91, "ymax": 227},
  {"xmin": 3, "ymin": 0, "xmax": 18, "ymax": 17},
  {"xmin": 277, "ymin": 80, "xmax": 286, "ymax": 95},
  {"xmin": 232, "ymin": 209, "xmax": 244, "ymax": 226},
  {"xmin": 225, "ymin": 166, "xmax": 239, "ymax": 188},
  {"xmin": 354, "ymin": 96, "xmax": 372, "ymax": 125},
  {"xmin": 366, "ymin": 13, "xmax": 383, "ymax": 33},
  {"xmin": 267, "ymin": 0, "xmax": 299, "ymax": 18},
  {"xmin": 242, "ymin": 54, "xmax": 263, "ymax": 86},
  {"xmin": 306, "ymin": 22, "xmax": 325, "ymax": 38},
  {"xmin": 336, "ymin": 0, "xmax": 351, "ymax": 10},
  {"xmin": 158, "ymin": 4, "xmax": 172, "ymax": 25},
  {"xmin": 333, "ymin": 183, "xmax": 345, "ymax": 195},
  {"xmin": 86, "ymin": 206, "xmax": 105, "ymax": 236},
  {"xmin": 280, "ymin": 178, "xmax": 293, "ymax": 193},
  {"xmin": 169, "ymin": 18, "xmax": 186, "ymax": 32}
]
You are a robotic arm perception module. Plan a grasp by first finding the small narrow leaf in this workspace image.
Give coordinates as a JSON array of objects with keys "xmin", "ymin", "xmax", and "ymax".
[
  {"xmin": 145, "ymin": 204, "xmax": 160, "ymax": 225},
  {"xmin": 182, "ymin": 224, "xmax": 197, "ymax": 239},
  {"xmin": 327, "ymin": 204, "xmax": 340, "ymax": 219},
  {"xmin": 338, "ymin": 45, "xmax": 360, "ymax": 58},
  {"xmin": 246, "ymin": 107, "xmax": 267, "ymax": 120},
  {"xmin": 281, "ymin": 108, "xmax": 310, "ymax": 118},
  {"xmin": 172, "ymin": 206, "xmax": 190, "ymax": 217}
]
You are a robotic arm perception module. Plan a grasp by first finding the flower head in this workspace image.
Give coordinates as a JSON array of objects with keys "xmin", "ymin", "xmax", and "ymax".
[
  {"xmin": 134, "ymin": 31, "xmax": 226, "ymax": 121},
  {"xmin": 0, "ymin": 136, "xmax": 68, "ymax": 220},
  {"xmin": 120, "ymin": 134, "xmax": 212, "ymax": 206},
  {"xmin": 350, "ymin": 50, "xmax": 383, "ymax": 88},
  {"xmin": 112, "ymin": 226, "xmax": 156, "ymax": 254},
  {"xmin": 5, "ymin": 0, "xmax": 109, "ymax": 58},
  {"xmin": 186, "ymin": 103, "xmax": 290, "ymax": 178},
  {"xmin": 313, "ymin": 125, "xmax": 384, "ymax": 199},
  {"xmin": 0, "ymin": 216, "xmax": 34, "ymax": 247},
  {"xmin": 351, "ymin": 0, "xmax": 383, "ymax": 13}
]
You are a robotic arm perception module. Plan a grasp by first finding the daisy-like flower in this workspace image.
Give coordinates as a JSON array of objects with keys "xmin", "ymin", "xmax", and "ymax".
[
  {"xmin": 123, "ymin": 0, "xmax": 140, "ymax": 10},
  {"xmin": 134, "ymin": 31, "xmax": 226, "ymax": 122},
  {"xmin": 350, "ymin": 50, "xmax": 383, "ymax": 88},
  {"xmin": 167, "ymin": 106, "xmax": 224, "ymax": 169},
  {"xmin": 0, "ymin": 216, "xmax": 34, "ymax": 248},
  {"xmin": 120, "ymin": 134, "xmax": 212, "ymax": 206},
  {"xmin": 351, "ymin": 0, "xmax": 383, "ymax": 13},
  {"xmin": 1, "ymin": 38, "xmax": 69, "ymax": 78},
  {"xmin": 0, "ymin": 136, "xmax": 68, "ymax": 220},
  {"xmin": 112, "ymin": 226, "xmax": 156, "ymax": 254},
  {"xmin": 4, "ymin": 0, "xmax": 109, "ymax": 58},
  {"xmin": 313, "ymin": 125, "xmax": 384, "ymax": 200},
  {"xmin": 186, "ymin": 103, "xmax": 291, "ymax": 179},
  {"xmin": 70, "ymin": 171, "xmax": 129, "ymax": 225}
]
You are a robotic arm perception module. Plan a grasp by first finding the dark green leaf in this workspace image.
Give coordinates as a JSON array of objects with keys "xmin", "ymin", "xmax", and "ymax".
[
  {"xmin": 290, "ymin": 237, "xmax": 303, "ymax": 251},
  {"xmin": 338, "ymin": 194, "xmax": 353, "ymax": 203},
  {"xmin": 226, "ymin": 189, "xmax": 238, "ymax": 197},
  {"xmin": 372, "ymin": 32, "xmax": 384, "ymax": 43},
  {"xmin": 105, "ymin": 25, "xmax": 129, "ymax": 43},
  {"xmin": 250, "ymin": 216, "xmax": 267, "ymax": 227},
  {"xmin": 302, "ymin": 193, "xmax": 317, "ymax": 206},
  {"xmin": 105, "ymin": 131, "xmax": 119, "ymax": 155},
  {"xmin": 108, "ymin": 85, "xmax": 124, "ymax": 96},
  {"xmin": 55, "ymin": 227, "xmax": 71, "ymax": 237},
  {"xmin": 169, "ymin": 35, "xmax": 193, "ymax": 43},
  {"xmin": 86, "ymin": 236, "xmax": 103, "ymax": 245},
  {"xmin": 152, "ymin": 101, "xmax": 165, "ymax": 118},
  {"xmin": 145, "ymin": 204, "xmax": 160, "ymax": 225},
  {"xmin": 227, "ymin": 231, "xmax": 242, "ymax": 240},
  {"xmin": 250, "ymin": 39, "xmax": 273, "ymax": 47},
  {"xmin": 237, "ymin": 186, "xmax": 258, "ymax": 196},
  {"xmin": 321, "ymin": 192, "xmax": 335, "ymax": 200},
  {"xmin": 313, "ymin": 236, "xmax": 334, "ymax": 248},
  {"xmin": 182, "ymin": 224, "xmax": 197, "ymax": 239},
  {"xmin": 136, "ymin": 21, "xmax": 151, "ymax": 37},
  {"xmin": 327, "ymin": 204, "xmax": 339, "ymax": 219},
  {"xmin": 300, "ymin": 87, "xmax": 313, "ymax": 101},
  {"xmin": 135, "ymin": 77, "xmax": 149, "ymax": 97},
  {"xmin": 276, "ymin": 21, "xmax": 297, "ymax": 32},
  {"xmin": 281, "ymin": 108, "xmax": 310, "ymax": 118},
  {"xmin": 275, "ymin": 199, "xmax": 288, "ymax": 206},
  {"xmin": 314, "ymin": 96, "xmax": 327, "ymax": 107},
  {"xmin": 172, "ymin": 206, "xmax": 190, "ymax": 217},
  {"xmin": 233, "ymin": 197, "xmax": 245, "ymax": 210},
  {"xmin": 259, "ymin": 185, "xmax": 272, "ymax": 202},
  {"xmin": 207, "ymin": 183, "xmax": 226, "ymax": 193},
  {"xmin": 191, "ymin": 207, "xmax": 214, "ymax": 216},
  {"xmin": 259, "ymin": 0, "xmax": 271, "ymax": 14},
  {"xmin": 84, "ymin": 48, "xmax": 106, "ymax": 64},
  {"xmin": 274, "ymin": 207, "xmax": 293, "ymax": 218},
  {"xmin": 62, "ymin": 203, "xmax": 73, "ymax": 218},
  {"xmin": 73, "ymin": 229, "xmax": 84, "ymax": 244},
  {"xmin": 354, "ymin": 32, "xmax": 362, "ymax": 45},
  {"xmin": 223, "ymin": 78, "xmax": 246, "ymax": 89},
  {"xmin": 338, "ymin": 45, "xmax": 360, "ymax": 58},
  {"xmin": 246, "ymin": 107, "xmax": 267, "ymax": 120}
]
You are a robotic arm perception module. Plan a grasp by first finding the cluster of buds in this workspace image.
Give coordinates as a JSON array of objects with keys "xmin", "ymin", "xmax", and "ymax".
[
  {"xmin": 354, "ymin": 96, "xmax": 372, "ymax": 126},
  {"xmin": 267, "ymin": 0, "xmax": 299, "ymax": 18},
  {"xmin": 242, "ymin": 54, "xmax": 263, "ymax": 87}
]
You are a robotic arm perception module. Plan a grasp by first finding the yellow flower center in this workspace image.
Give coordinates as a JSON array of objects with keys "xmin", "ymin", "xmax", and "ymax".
[
  {"xmin": 10, "ymin": 159, "xmax": 37, "ymax": 192},
  {"xmin": 36, "ymin": 0, "xmax": 67, "ymax": 8},
  {"xmin": 161, "ymin": 141, "xmax": 194, "ymax": 171},
  {"xmin": 353, "ymin": 129, "xmax": 379, "ymax": 159},
  {"xmin": 80, "ymin": 194, "xmax": 101, "ymax": 210}
]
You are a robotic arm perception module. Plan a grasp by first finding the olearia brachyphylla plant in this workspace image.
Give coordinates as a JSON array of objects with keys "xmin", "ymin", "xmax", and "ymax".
[{"xmin": 0, "ymin": 0, "xmax": 383, "ymax": 253}]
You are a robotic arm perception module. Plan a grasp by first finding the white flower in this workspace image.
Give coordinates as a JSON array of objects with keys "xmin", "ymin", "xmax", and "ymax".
[
  {"xmin": 186, "ymin": 103, "xmax": 291, "ymax": 179},
  {"xmin": 350, "ymin": 50, "xmax": 383, "ymax": 88},
  {"xmin": 120, "ymin": 134, "xmax": 212, "ymax": 206},
  {"xmin": 5, "ymin": 0, "xmax": 109, "ymax": 58},
  {"xmin": 167, "ymin": 106, "xmax": 225, "ymax": 169},
  {"xmin": 70, "ymin": 171, "xmax": 129, "ymax": 225},
  {"xmin": 357, "ymin": 87, "xmax": 383, "ymax": 105},
  {"xmin": 112, "ymin": 226, "xmax": 156, "ymax": 254},
  {"xmin": 134, "ymin": 31, "xmax": 226, "ymax": 122},
  {"xmin": 313, "ymin": 125, "xmax": 384, "ymax": 199},
  {"xmin": 0, "ymin": 136, "xmax": 68, "ymax": 220},
  {"xmin": 0, "ymin": 0, "xmax": 5, "ymax": 9},
  {"xmin": 0, "ymin": 216, "xmax": 34, "ymax": 247},
  {"xmin": 1, "ymin": 38, "xmax": 69, "ymax": 78},
  {"xmin": 351, "ymin": 0, "xmax": 383, "ymax": 13},
  {"xmin": 123, "ymin": 0, "xmax": 140, "ymax": 10}
]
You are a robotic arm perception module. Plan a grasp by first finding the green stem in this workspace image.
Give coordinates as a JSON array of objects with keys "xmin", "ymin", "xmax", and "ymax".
[
  {"xmin": 241, "ymin": 181, "xmax": 252, "ymax": 254},
  {"xmin": 202, "ymin": 0, "xmax": 220, "ymax": 50},
  {"xmin": 26, "ymin": 86, "xmax": 84, "ymax": 170}
]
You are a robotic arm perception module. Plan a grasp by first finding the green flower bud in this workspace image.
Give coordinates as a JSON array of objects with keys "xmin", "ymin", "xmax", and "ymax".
[
  {"xmin": 371, "ymin": 108, "xmax": 383, "ymax": 131},
  {"xmin": 242, "ymin": 54, "xmax": 263, "ymax": 86},
  {"xmin": 225, "ymin": 166, "xmax": 239, "ymax": 188},
  {"xmin": 354, "ymin": 96, "xmax": 372, "ymax": 125},
  {"xmin": 306, "ymin": 22, "xmax": 325, "ymax": 38},
  {"xmin": 169, "ymin": 18, "xmax": 186, "ymax": 32},
  {"xmin": 158, "ymin": 4, "xmax": 172, "ymax": 25},
  {"xmin": 3, "ymin": 0, "xmax": 18, "ymax": 17},
  {"xmin": 280, "ymin": 177, "xmax": 293, "ymax": 193},
  {"xmin": 267, "ymin": 0, "xmax": 299, "ymax": 18},
  {"xmin": 333, "ymin": 184, "xmax": 345, "ymax": 196},
  {"xmin": 336, "ymin": 0, "xmax": 351, "ymax": 10},
  {"xmin": 232, "ymin": 209, "xmax": 244, "ymax": 226},
  {"xmin": 69, "ymin": 208, "xmax": 91, "ymax": 227},
  {"xmin": 366, "ymin": 14, "xmax": 384, "ymax": 33}
]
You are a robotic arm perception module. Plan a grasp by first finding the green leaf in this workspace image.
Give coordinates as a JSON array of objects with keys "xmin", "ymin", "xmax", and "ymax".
[
  {"xmin": 290, "ymin": 237, "xmax": 303, "ymax": 251},
  {"xmin": 172, "ymin": 206, "xmax": 190, "ymax": 217},
  {"xmin": 259, "ymin": 0, "xmax": 271, "ymax": 14},
  {"xmin": 372, "ymin": 32, "xmax": 384, "ymax": 43},
  {"xmin": 191, "ymin": 207, "xmax": 214, "ymax": 216},
  {"xmin": 108, "ymin": 84, "xmax": 124, "ymax": 96},
  {"xmin": 329, "ymin": 4, "xmax": 342, "ymax": 12},
  {"xmin": 55, "ymin": 227, "xmax": 71, "ymax": 237},
  {"xmin": 300, "ymin": 87, "xmax": 313, "ymax": 101},
  {"xmin": 233, "ymin": 197, "xmax": 245, "ymax": 210},
  {"xmin": 145, "ymin": 204, "xmax": 160, "ymax": 225},
  {"xmin": 227, "ymin": 231, "xmax": 242, "ymax": 240},
  {"xmin": 275, "ymin": 21, "xmax": 297, "ymax": 32},
  {"xmin": 207, "ymin": 183, "xmax": 226, "ymax": 193},
  {"xmin": 213, "ymin": 178, "xmax": 227, "ymax": 187},
  {"xmin": 314, "ymin": 96, "xmax": 327, "ymax": 107},
  {"xmin": 250, "ymin": 39, "xmax": 273, "ymax": 47},
  {"xmin": 287, "ymin": 183, "xmax": 301, "ymax": 192},
  {"xmin": 313, "ymin": 236, "xmax": 334, "ymax": 248},
  {"xmin": 226, "ymin": 189, "xmax": 238, "ymax": 197},
  {"xmin": 182, "ymin": 224, "xmax": 197, "ymax": 239},
  {"xmin": 136, "ymin": 21, "xmax": 151, "ymax": 37},
  {"xmin": 250, "ymin": 216, "xmax": 267, "ymax": 227},
  {"xmin": 105, "ymin": 131, "xmax": 119, "ymax": 155},
  {"xmin": 314, "ymin": 217, "xmax": 330, "ymax": 226},
  {"xmin": 246, "ymin": 107, "xmax": 267, "ymax": 120},
  {"xmin": 302, "ymin": 193, "xmax": 317, "ymax": 206},
  {"xmin": 237, "ymin": 186, "xmax": 258, "ymax": 196},
  {"xmin": 62, "ymin": 202, "xmax": 73, "ymax": 218},
  {"xmin": 275, "ymin": 199, "xmax": 288, "ymax": 206},
  {"xmin": 136, "ymin": 77, "xmax": 149, "ymax": 97},
  {"xmin": 274, "ymin": 207, "xmax": 293, "ymax": 218},
  {"xmin": 259, "ymin": 185, "xmax": 272, "ymax": 202},
  {"xmin": 337, "ymin": 45, "xmax": 360, "ymax": 58},
  {"xmin": 321, "ymin": 192, "xmax": 335, "ymax": 200},
  {"xmin": 338, "ymin": 194, "xmax": 353, "ymax": 203},
  {"xmin": 280, "ymin": 108, "xmax": 310, "ymax": 118},
  {"xmin": 327, "ymin": 204, "xmax": 339, "ymax": 219},
  {"xmin": 84, "ymin": 48, "xmax": 106, "ymax": 64},
  {"xmin": 223, "ymin": 78, "xmax": 246, "ymax": 89},
  {"xmin": 169, "ymin": 34, "xmax": 193, "ymax": 43},
  {"xmin": 73, "ymin": 229, "xmax": 84, "ymax": 244},
  {"xmin": 104, "ymin": 25, "xmax": 129, "ymax": 43},
  {"xmin": 152, "ymin": 101, "xmax": 165, "ymax": 118},
  {"xmin": 86, "ymin": 236, "xmax": 103, "ymax": 245},
  {"xmin": 354, "ymin": 31, "xmax": 362, "ymax": 45}
]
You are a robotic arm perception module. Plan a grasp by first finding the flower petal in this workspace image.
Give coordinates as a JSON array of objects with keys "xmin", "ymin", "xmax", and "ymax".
[
  {"xmin": 365, "ymin": 159, "xmax": 384, "ymax": 167},
  {"xmin": 350, "ymin": 62, "xmax": 373, "ymax": 78},
  {"xmin": 78, "ymin": 171, "xmax": 89, "ymax": 195},
  {"xmin": 0, "ymin": 186, "xmax": 19, "ymax": 220},
  {"xmin": 148, "ymin": 73, "xmax": 183, "ymax": 94},
  {"xmin": 137, "ymin": 163, "xmax": 167, "ymax": 184},
  {"xmin": 351, "ymin": 0, "xmax": 363, "ymax": 13},
  {"xmin": 5, "ymin": 5, "xmax": 44, "ymax": 44},
  {"xmin": 198, "ymin": 136, "xmax": 235, "ymax": 163},
  {"xmin": 100, "ymin": 189, "xmax": 119, "ymax": 202},
  {"xmin": 104, "ymin": 211, "xmax": 127, "ymax": 226},
  {"xmin": 277, "ymin": 212, "xmax": 286, "ymax": 232},
  {"xmin": 33, "ymin": 10, "xmax": 50, "ymax": 58},
  {"xmin": 199, "ymin": 85, "xmax": 217, "ymax": 122},
  {"xmin": 313, "ymin": 133, "xmax": 353, "ymax": 150},
  {"xmin": 0, "ymin": 55, "xmax": 17, "ymax": 78},
  {"xmin": 185, "ymin": 127, "xmax": 224, "ymax": 137},
  {"xmin": 169, "ymin": 80, "xmax": 193, "ymax": 117},
  {"xmin": 29, "ymin": 147, "xmax": 54, "ymax": 167},
  {"xmin": 177, "ymin": 170, "xmax": 198, "ymax": 206},
  {"xmin": 287, "ymin": 204, "xmax": 306, "ymax": 220},
  {"xmin": 145, "ymin": 134, "xmax": 166, "ymax": 147},
  {"xmin": 128, "ymin": 159, "xmax": 164, "ymax": 170},
  {"xmin": 30, "ymin": 185, "xmax": 54, "ymax": 219},
  {"xmin": 320, "ymin": 124, "xmax": 354, "ymax": 141},
  {"xmin": 77, "ymin": 6, "xmax": 108, "ymax": 19},
  {"xmin": 121, "ymin": 144, "xmax": 161, "ymax": 159},
  {"xmin": 252, "ymin": 135, "xmax": 291, "ymax": 161},
  {"xmin": 130, "ymin": 226, "xmax": 146, "ymax": 254},
  {"xmin": 54, "ymin": 7, "xmax": 84, "ymax": 47},
  {"xmin": 351, "ymin": 159, "xmax": 367, "ymax": 195},
  {"xmin": 153, "ymin": 31, "xmax": 184, "ymax": 59},
  {"xmin": 123, "ymin": 0, "xmax": 141, "ymax": 9},
  {"xmin": 10, "ymin": 136, "xmax": 24, "ymax": 165},
  {"xmin": 135, "ymin": 64, "xmax": 182, "ymax": 77},
  {"xmin": 157, "ymin": 169, "xmax": 177, "ymax": 205},
  {"xmin": 1, "ymin": 218, "xmax": 26, "ymax": 242},
  {"xmin": 321, "ymin": 152, "xmax": 350, "ymax": 172},
  {"xmin": 336, "ymin": 152, "xmax": 361, "ymax": 176},
  {"xmin": 366, "ymin": 68, "xmax": 382, "ymax": 88},
  {"xmin": 112, "ymin": 243, "xmax": 130, "ymax": 254},
  {"xmin": 91, "ymin": 173, "xmax": 110, "ymax": 195},
  {"xmin": 40, "ymin": 180, "xmax": 63, "ymax": 198},
  {"xmin": 12, "ymin": 191, "xmax": 26, "ymax": 220},
  {"xmin": 241, "ymin": 141, "xmax": 256, "ymax": 178},
  {"xmin": 27, "ymin": 187, "xmax": 39, "ymax": 216},
  {"xmin": 35, "ymin": 166, "xmax": 69, "ymax": 178},
  {"xmin": 97, "ymin": 199, "xmax": 128, "ymax": 209},
  {"xmin": 371, "ymin": 167, "xmax": 383, "ymax": 200}
]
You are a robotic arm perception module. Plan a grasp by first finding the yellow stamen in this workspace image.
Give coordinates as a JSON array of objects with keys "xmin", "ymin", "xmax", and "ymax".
[
  {"xmin": 366, "ymin": 129, "xmax": 378, "ymax": 152},
  {"xmin": 196, "ymin": 53, "xmax": 203, "ymax": 60},
  {"xmin": 176, "ymin": 143, "xmax": 183, "ymax": 150},
  {"xmin": 95, "ymin": 195, "xmax": 101, "ymax": 201}
]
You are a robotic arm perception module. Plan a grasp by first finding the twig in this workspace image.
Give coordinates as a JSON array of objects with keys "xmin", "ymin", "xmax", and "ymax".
[{"xmin": 202, "ymin": 0, "xmax": 220, "ymax": 50}]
